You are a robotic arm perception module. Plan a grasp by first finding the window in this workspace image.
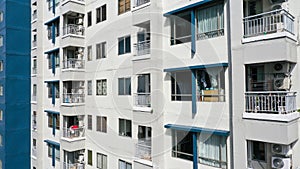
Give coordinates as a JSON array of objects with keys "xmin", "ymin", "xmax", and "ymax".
[
  {"xmin": 0, "ymin": 110, "xmax": 2, "ymax": 121},
  {"xmin": 47, "ymin": 82, "xmax": 60, "ymax": 98},
  {"xmin": 88, "ymin": 150, "xmax": 93, "ymax": 166},
  {"xmin": 0, "ymin": 35, "xmax": 3, "ymax": 47},
  {"xmin": 196, "ymin": 68, "xmax": 225, "ymax": 102},
  {"xmin": 0, "ymin": 85, "xmax": 3, "ymax": 96},
  {"xmin": 118, "ymin": 36, "xmax": 131, "ymax": 55},
  {"xmin": 138, "ymin": 125, "xmax": 152, "ymax": 141},
  {"xmin": 0, "ymin": 11, "xmax": 3, "ymax": 22},
  {"xmin": 87, "ymin": 46, "xmax": 92, "ymax": 61},
  {"xmin": 48, "ymin": 51, "xmax": 60, "ymax": 69},
  {"xmin": 47, "ymin": 20, "xmax": 60, "ymax": 39},
  {"xmin": 47, "ymin": 0, "xmax": 59, "ymax": 11},
  {"xmin": 119, "ymin": 160, "xmax": 132, "ymax": 169},
  {"xmin": 32, "ymin": 111, "xmax": 37, "ymax": 130},
  {"xmin": 87, "ymin": 80, "xmax": 92, "ymax": 95},
  {"xmin": 199, "ymin": 133, "xmax": 227, "ymax": 168},
  {"xmin": 96, "ymin": 79, "xmax": 107, "ymax": 95},
  {"xmin": 118, "ymin": 77, "xmax": 131, "ymax": 95},
  {"xmin": 171, "ymin": 71, "xmax": 192, "ymax": 101},
  {"xmin": 96, "ymin": 5, "xmax": 107, "ymax": 23},
  {"xmin": 0, "ymin": 134, "xmax": 2, "ymax": 146},
  {"xmin": 32, "ymin": 84, "xmax": 37, "ymax": 101},
  {"xmin": 0, "ymin": 159, "xmax": 2, "ymax": 169},
  {"xmin": 248, "ymin": 141, "xmax": 266, "ymax": 161},
  {"xmin": 0, "ymin": 60, "xmax": 3, "ymax": 71},
  {"xmin": 48, "ymin": 114, "xmax": 60, "ymax": 130},
  {"xmin": 96, "ymin": 116, "xmax": 107, "ymax": 133},
  {"xmin": 96, "ymin": 42, "xmax": 106, "ymax": 59},
  {"xmin": 32, "ymin": 59, "xmax": 37, "ymax": 74},
  {"xmin": 119, "ymin": 119, "xmax": 131, "ymax": 137},
  {"xmin": 243, "ymin": 0, "xmax": 262, "ymax": 17},
  {"xmin": 170, "ymin": 11, "xmax": 191, "ymax": 45},
  {"xmin": 88, "ymin": 115, "xmax": 92, "ymax": 130},
  {"xmin": 118, "ymin": 0, "xmax": 130, "ymax": 15},
  {"xmin": 48, "ymin": 145, "xmax": 60, "ymax": 161},
  {"xmin": 87, "ymin": 11, "xmax": 92, "ymax": 27},
  {"xmin": 33, "ymin": 139, "xmax": 37, "ymax": 149},
  {"xmin": 197, "ymin": 3, "xmax": 224, "ymax": 40},
  {"xmin": 172, "ymin": 130, "xmax": 193, "ymax": 161},
  {"xmin": 97, "ymin": 153, "xmax": 107, "ymax": 169}
]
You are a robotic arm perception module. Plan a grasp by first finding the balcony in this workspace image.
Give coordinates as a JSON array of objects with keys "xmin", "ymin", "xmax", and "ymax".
[
  {"xmin": 63, "ymin": 126, "xmax": 85, "ymax": 139},
  {"xmin": 135, "ymin": 139, "xmax": 151, "ymax": 161},
  {"xmin": 63, "ymin": 150, "xmax": 85, "ymax": 169},
  {"xmin": 63, "ymin": 162, "xmax": 85, "ymax": 169},
  {"xmin": 63, "ymin": 93, "xmax": 85, "ymax": 104},
  {"xmin": 134, "ymin": 93, "xmax": 151, "ymax": 107},
  {"xmin": 244, "ymin": 91, "xmax": 298, "ymax": 121},
  {"xmin": 63, "ymin": 24, "xmax": 85, "ymax": 36},
  {"xmin": 134, "ymin": 0, "xmax": 150, "ymax": 8},
  {"xmin": 134, "ymin": 40, "xmax": 150, "ymax": 56},
  {"xmin": 63, "ymin": 59, "xmax": 85, "ymax": 70},
  {"xmin": 243, "ymin": 9, "xmax": 295, "ymax": 41}
]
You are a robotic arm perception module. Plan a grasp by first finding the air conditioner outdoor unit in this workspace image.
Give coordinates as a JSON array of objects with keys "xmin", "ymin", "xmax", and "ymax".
[
  {"xmin": 273, "ymin": 63, "xmax": 290, "ymax": 73},
  {"xmin": 274, "ymin": 77, "xmax": 291, "ymax": 90},
  {"xmin": 271, "ymin": 144, "xmax": 292, "ymax": 155},
  {"xmin": 272, "ymin": 157, "xmax": 291, "ymax": 169}
]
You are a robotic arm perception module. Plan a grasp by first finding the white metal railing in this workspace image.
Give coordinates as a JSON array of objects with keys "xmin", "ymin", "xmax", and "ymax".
[
  {"xmin": 134, "ymin": 40, "xmax": 150, "ymax": 56},
  {"xmin": 245, "ymin": 91, "xmax": 297, "ymax": 114},
  {"xmin": 32, "ymin": 148, "xmax": 37, "ymax": 157},
  {"xmin": 63, "ymin": 93, "xmax": 85, "ymax": 103},
  {"xmin": 63, "ymin": 127, "xmax": 85, "ymax": 139},
  {"xmin": 63, "ymin": 24, "xmax": 85, "ymax": 36},
  {"xmin": 134, "ymin": 0, "xmax": 150, "ymax": 7},
  {"xmin": 63, "ymin": 162, "xmax": 85, "ymax": 169},
  {"xmin": 134, "ymin": 93, "xmax": 151, "ymax": 107},
  {"xmin": 135, "ymin": 140, "xmax": 151, "ymax": 160},
  {"xmin": 63, "ymin": 59, "xmax": 85, "ymax": 69},
  {"xmin": 197, "ymin": 29, "xmax": 224, "ymax": 40},
  {"xmin": 243, "ymin": 9, "xmax": 294, "ymax": 38}
]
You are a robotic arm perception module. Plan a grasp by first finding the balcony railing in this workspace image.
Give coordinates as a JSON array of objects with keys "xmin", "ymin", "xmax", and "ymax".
[
  {"xmin": 134, "ymin": 93, "xmax": 151, "ymax": 107},
  {"xmin": 134, "ymin": 0, "xmax": 150, "ymax": 7},
  {"xmin": 63, "ymin": 127, "xmax": 85, "ymax": 139},
  {"xmin": 243, "ymin": 9, "xmax": 294, "ymax": 38},
  {"xmin": 63, "ymin": 59, "xmax": 85, "ymax": 69},
  {"xmin": 134, "ymin": 40, "xmax": 150, "ymax": 56},
  {"xmin": 63, "ymin": 24, "xmax": 85, "ymax": 36},
  {"xmin": 63, "ymin": 93, "xmax": 85, "ymax": 103},
  {"xmin": 63, "ymin": 162, "xmax": 85, "ymax": 169},
  {"xmin": 135, "ymin": 140, "xmax": 151, "ymax": 161},
  {"xmin": 245, "ymin": 91, "xmax": 297, "ymax": 114}
]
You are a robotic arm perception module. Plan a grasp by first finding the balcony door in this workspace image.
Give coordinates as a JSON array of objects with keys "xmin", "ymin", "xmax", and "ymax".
[
  {"xmin": 137, "ymin": 74, "xmax": 150, "ymax": 94},
  {"xmin": 243, "ymin": 0, "xmax": 262, "ymax": 17}
]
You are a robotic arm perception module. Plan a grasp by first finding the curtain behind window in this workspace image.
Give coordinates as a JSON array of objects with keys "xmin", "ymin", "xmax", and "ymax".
[{"xmin": 197, "ymin": 4, "xmax": 224, "ymax": 34}]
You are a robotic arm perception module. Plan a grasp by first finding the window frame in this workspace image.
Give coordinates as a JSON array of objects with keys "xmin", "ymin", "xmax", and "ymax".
[
  {"xmin": 118, "ymin": 36, "xmax": 131, "ymax": 55},
  {"xmin": 87, "ymin": 11, "xmax": 92, "ymax": 27},
  {"xmin": 96, "ymin": 79, "xmax": 107, "ymax": 96},
  {"xmin": 118, "ymin": 0, "xmax": 131, "ymax": 15},
  {"xmin": 47, "ymin": 114, "xmax": 60, "ymax": 130},
  {"xmin": 96, "ymin": 42, "xmax": 107, "ymax": 59},
  {"xmin": 170, "ymin": 11, "xmax": 192, "ymax": 45},
  {"xmin": 96, "ymin": 116, "xmax": 107, "ymax": 133},
  {"xmin": 119, "ymin": 118, "xmax": 132, "ymax": 137},
  {"xmin": 118, "ymin": 77, "xmax": 131, "ymax": 95},
  {"xmin": 88, "ymin": 115, "xmax": 92, "ymax": 130},
  {"xmin": 87, "ymin": 80, "xmax": 92, "ymax": 95},
  {"xmin": 96, "ymin": 4, "xmax": 107, "ymax": 23},
  {"xmin": 88, "ymin": 150, "xmax": 93, "ymax": 166},
  {"xmin": 87, "ymin": 45, "xmax": 92, "ymax": 61},
  {"xmin": 118, "ymin": 160, "xmax": 132, "ymax": 169},
  {"xmin": 96, "ymin": 153, "xmax": 107, "ymax": 169}
]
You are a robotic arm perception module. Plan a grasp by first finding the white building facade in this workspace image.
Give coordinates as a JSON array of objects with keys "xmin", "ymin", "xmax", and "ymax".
[{"xmin": 30, "ymin": 0, "xmax": 300, "ymax": 169}]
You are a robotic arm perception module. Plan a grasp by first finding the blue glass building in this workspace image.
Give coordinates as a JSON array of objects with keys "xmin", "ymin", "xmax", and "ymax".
[{"xmin": 0, "ymin": 0, "xmax": 31, "ymax": 169}]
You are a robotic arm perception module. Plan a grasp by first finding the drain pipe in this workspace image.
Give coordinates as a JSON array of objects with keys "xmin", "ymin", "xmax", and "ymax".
[{"xmin": 226, "ymin": 0, "xmax": 234, "ymax": 169}]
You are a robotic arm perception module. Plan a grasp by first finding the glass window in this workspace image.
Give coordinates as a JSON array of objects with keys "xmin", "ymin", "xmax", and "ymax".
[
  {"xmin": 196, "ymin": 3, "xmax": 224, "ymax": 40},
  {"xmin": 48, "ymin": 114, "xmax": 60, "ymax": 130},
  {"xmin": 199, "ymin": 133, "xmax": 227, "ymax": 168},
  {"xmin": 47, "ymin": 82, "xmax": 60, "ymax": 98},
  {"xmin": 87, "ymin": 46, "xmax": 92, "ymax": 61},
  {"xmin": 119, "ymin": 160, "xmax": 132, "ymax": 169},
  {"xmin": 0, "ymin": 35, "xmax": 3, "ymax": 47},
  {"xmin": 0, "ymin": 85, "xmax": 3, "ymax": 96},
  {"xmin": 32, "ymin": 111, "xmax": 37, "ymax": 130},
  {"xmin": 0, "ymin": 110, "xmax": 2, "ymax": 121},
  {"xmin": 118, "ymin": 36, "xmax": 131, "ymax": 55},
  {"xmin": 88, "ymin": 115, "xmax": 92, "ymax": 130},
  {"xmin": 172, "ymin": 130, "xmax": 193, "ymax": 161},
  {"xmin": 48, "ymin": 51, "xmax": 60, "ymax": 69},
  {"xmin": 0, "ymin": 11, "xmax": 3, "ymax": 22},
  {"xmin": 88, "ymin": 150, "xmax": 93, "ymax": 166},
  {"xmin": 96, "ymin": 116, "xmax": 107, "ymax": 133},
  {"xmin": 87, "ymin": 80, "xmax": 92, "ymax": 95},
  {"xmin": 0, "ymin": 60, "xmax": 3, "ymax": 71},
  {"xmin": 118, "ymin": 77, "xmax": 131, "ymax": 95},
  {"xmin": 0, "ymin": 134, "xmax": 2, "ymax": 146},
  {"xmin": 96, "ymin": 79, "xmax": 107, "ymax": 95},
  {"xmin": 171, "ymin": 71, "xmax": 192, "ymax": 101},
  {"xmin": 118, "ymin": 0, "xmax": 131, "ymax": 15},
  {"xmin": 87, "ymin": 11, "xmax": 92, "ymax": 27},
  {"xmin": 196, "ymin": 68, "xmax": 225, "ymax": 102},
  {"xmin": 170, "ymin": 11, "xmax": 191, "ymax": 45},
  {"xmin": 248, "ymin": 141, "xmax": 266, "ymax": 161},
  {"xmin": 119, "ymin": 119, "xmax": 131, "ymax": 137},
  {"xmin": 96, "ymin": 5, "xmax": 107, "ymax": 23},
  {"xmin": 97, "ymin": 153, "xmax": 107, "ymax": 169},
  {"xmin": 96, "ymin": 42, "xmax": 106, "ymax": 59}
]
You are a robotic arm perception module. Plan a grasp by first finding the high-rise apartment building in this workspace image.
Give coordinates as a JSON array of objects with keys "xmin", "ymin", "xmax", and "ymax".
[
  {"xmin": 0, "ymin": 0, "xmax": 31, "ymax": 169},
  {"xmin": 31, "ymin": 0, "xmax": 300, "ymax": 169}
]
